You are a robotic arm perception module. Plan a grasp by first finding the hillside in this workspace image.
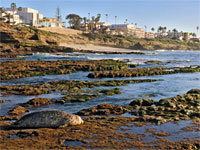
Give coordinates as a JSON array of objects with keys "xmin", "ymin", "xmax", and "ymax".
[{"xmin": 0, "ymin": 23, "xmax": 199, "ymax": 57}]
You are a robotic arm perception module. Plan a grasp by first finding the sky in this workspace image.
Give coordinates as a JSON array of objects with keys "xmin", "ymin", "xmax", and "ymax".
[{"xmin": 1, "ymin": 0, "xmax": 200, "ymax": 36}]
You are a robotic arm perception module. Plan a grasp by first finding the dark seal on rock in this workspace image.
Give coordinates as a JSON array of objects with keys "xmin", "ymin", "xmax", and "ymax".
[{"xmin": 10, "ymin": 110, "xmax": 84, "ymax": 129}]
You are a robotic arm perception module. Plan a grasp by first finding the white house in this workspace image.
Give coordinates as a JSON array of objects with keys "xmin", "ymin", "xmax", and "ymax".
[
  {"xmin": 0, "ymin": 10, "xmax": 22, "ymax": 24},
  {"xmin": 40, "ymin": 17, "xmax": 62, "ymax": 27},
  {"xmin": 4, "ymin": 7, "xmax": 43, "ymax": 26},
  {"xmin": 108, "ymin": 24, "xmax": 136, "ymax": 31}
]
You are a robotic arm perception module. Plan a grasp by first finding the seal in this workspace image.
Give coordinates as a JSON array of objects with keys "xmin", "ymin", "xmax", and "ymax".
[{"xmin": 10, "ymin": 110, "xmax": 84, "ymax": 129}]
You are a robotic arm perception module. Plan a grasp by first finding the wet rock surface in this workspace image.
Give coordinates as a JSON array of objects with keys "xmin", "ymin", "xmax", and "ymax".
[
  {"xmin": 76, "ymin": 104, "xmax": 128, "ymax": 116},
  {"xmin": 0, "ymin": 79, "xmax": 161, "ymax": 96},
  {"xmin": 0, "ymin": 60, "xmax": 128, "ymax": 80},
  {"xmin": 0, "ymin": 115, "xmax": 199, "ymax": 150},
  {"xmin": 88, "ymin": 66, "xmax": 200, "ymax": 78},
  {"xmin": 129, "ymin": 89, "xmax": 200, "ymax": 125},
  {"xmin": 8, "ymin": 106, "xmax": 29, "ymax": 116},
  {"xmin": 22, "ymin": 98, "xmax": 52, "ymax": 107}
]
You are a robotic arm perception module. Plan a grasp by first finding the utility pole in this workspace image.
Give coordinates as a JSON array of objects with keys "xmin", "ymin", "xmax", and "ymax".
[{"xmin": 115, "ymin": 16, "xmax": 117, "ymax": 25}]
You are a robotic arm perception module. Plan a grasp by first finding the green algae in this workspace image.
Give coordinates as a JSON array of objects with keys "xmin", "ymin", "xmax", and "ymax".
[{"xmin": 88, "ymin": 66, "xmax": 200, "ymax": 78}]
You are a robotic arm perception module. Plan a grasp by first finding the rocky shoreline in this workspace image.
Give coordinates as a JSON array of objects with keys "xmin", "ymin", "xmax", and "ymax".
[{"xmin": 0, "ymin": 89, "xmax": 200, "ymax": 149}]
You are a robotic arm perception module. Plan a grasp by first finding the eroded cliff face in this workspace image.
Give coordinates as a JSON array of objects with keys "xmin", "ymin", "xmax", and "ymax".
[{"xmin": 0, "ymin": 23, "xmax": 199, "ymax": 57}]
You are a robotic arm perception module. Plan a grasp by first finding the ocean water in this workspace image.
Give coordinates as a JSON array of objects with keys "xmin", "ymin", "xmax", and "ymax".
[
  {"xmin": 0, "ymin": 49, "xmax": 200, "ymax": 142},
  {"xmin": 0, "ymin": 50, "xmax": 200, "ymax": 115}
]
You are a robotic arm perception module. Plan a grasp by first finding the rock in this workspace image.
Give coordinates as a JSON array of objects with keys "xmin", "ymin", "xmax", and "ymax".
[
  {"xmin": 8, "ymin": 106, "xmax": 29, "ymax": 115},
  {"xmin": 11, "ymin": 110, "xmax": 84, "ymax": 129},
  {"xmin": 0, "ymin": 115, "xmax": 20, "ymax": 121},
  {"xmin": 23, "ymin": 98, "xmax": 51, "ymax": 107},
  {"xmin": 76, "ymin": 104, "xmax": 127, "ymax": 116},
  {"xmin": 129, "ymin": 99, "xmax": 156, "ymax": 106},
  {"xmin": 0, "ymin": 100, "xmax": 6, "ymax": 103},
  {"xmin": 130, "ymin": 42, "xmax": 146, "ymax": 50},
  {"xmin": 187, "ymin": 89, "xmax": 200, "ymax": 94},
  {"xmin": 16, "ymin": 131, "xmax": 39, "ymax": 138}
]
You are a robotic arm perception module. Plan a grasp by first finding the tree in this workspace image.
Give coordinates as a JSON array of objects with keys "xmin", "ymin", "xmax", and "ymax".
[
  {"xmin": 163, "ymin": 26, "xmax": 167, "ymax": 33},
  {"xmin": 11, "ymin": 3, "xmax": 16, "ymax": 10},
  {"xmin": 197, "ymin": 26, "xmax": 199, "ymax": 37},
  {"xmin": 173, "ymin": 28, "xmax": 177, "ymax": 33},
  {"xmin": 115, "ymin": 16, "xmax": 117, "ymax": 25},
  {"xmin": 135, "ymin": 23, "xmax": 137, "ymax": 28},
  {"xmin": 172, "ymin": 28, "xmax": 178, "ymax": 39},
  {"xmin": 66, "ymin": 14, "xmax": 82, "ymax": 29},
  {"xmin": 83, "ymin": 17, "xmax": 87, "ymax": 24},
  {"xmin": 151, "ymin": 27, "xmax": 155, "ymax": 32},
  {"xmin": 88, "ymin": 13, "xmax": 90, "ymax": 21},
  {"xmin": 192, "ymin": 33, "xmax": 197, "ymax": 38},
  {"xmin": 11, "ymin": 3, "xmax": 16, "ymax": 24},
  {"xmin": 94, "ymin": 14, "xmax": 101, "ymax": 30},
  {"xmin": 18, "ymin": 7, "xmax": 23, "ymax": 23},
  {"xmin": 157, "ymin": 26, "xmax": 163, "ymax": 33},
  {"xmin": 105, "ymin": 14, "xmax": 108, "ymax": 22},
  {"xmin": 125, "ymin": 19, "xmax": 128, "ymax": 24}
]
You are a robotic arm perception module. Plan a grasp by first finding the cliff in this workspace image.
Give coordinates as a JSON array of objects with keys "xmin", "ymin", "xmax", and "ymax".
[{"xmin": 0, "ymin": 23, "xmax": 199, "ymax": 57}]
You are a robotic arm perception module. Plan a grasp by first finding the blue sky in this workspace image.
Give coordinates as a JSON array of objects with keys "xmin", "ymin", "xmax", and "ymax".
[{"xmin": 1, "ymin": 0, "xmax": 200, "ymax": 36}]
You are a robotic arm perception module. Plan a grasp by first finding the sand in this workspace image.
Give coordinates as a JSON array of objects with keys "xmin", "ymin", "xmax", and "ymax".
[
  {"xmin": 59, "ymin": 43, "xmax": 134, "ymax": 52},
  {"xmin": 40, "ymin": 27, "xmax": 133, "ymax": 52}
]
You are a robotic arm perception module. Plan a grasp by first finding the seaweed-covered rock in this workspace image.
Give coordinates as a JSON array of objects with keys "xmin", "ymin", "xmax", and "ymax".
[
  {"xmin": 187, "ymin": 89, "xmax": 200, "ymax": 94},
  {"xmin": 76, "ymin": 104, "xmax": 127, "ymax": 116},
  {"xmin": 8, "ymin": 106, "xmax": 29, "ymax": 115},
  {"xmin": 22, "ymin": 98, "xmax": 51, "ymax": 107},
  {"xmin": 129, "ymin": 99, "xmax": 156, "ymax": 106}
]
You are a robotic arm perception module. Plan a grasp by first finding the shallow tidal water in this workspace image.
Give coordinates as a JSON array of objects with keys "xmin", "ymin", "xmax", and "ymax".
[{"xmin": 0, "ymin": 50, "xmax": 200, "ymax": 142}]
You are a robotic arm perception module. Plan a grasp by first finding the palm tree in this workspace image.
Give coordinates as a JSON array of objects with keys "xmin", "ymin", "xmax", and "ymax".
[
  {"xmin": 105, "ymin": 14, "xmax": 108, "ymax": 22},
  {"xmin": 94, "ymin": 14, "xmax": 101, "ymax": 30},
  {"xmin": 151, "ymin": 27, "xmax": 155, "ymax": 33},
  {"xmin": 172, "ymin": 28, "xmax": 178, "ymax": 39},
  {"xmin": 11, "ymin": 3, "xmax": 16, "ymax": 24},
  {"xmin": 163, "ymin": 26, "xmax": 167, "ymax": 33},
  {"xmin": 157, "ymin": 26, "xmax": 163, "ymax": 33},
  {"xmin": 125, "ymin": 19, "xmax": 128, "ymax": 24},
  {"xmin": 115, "ymin": 16, "xmax": 117, "ymax": 25},
  {"xmin": 88, "ymin": 13, "xmax": 90, "ymax": 21},
  {"xmin": 135, "ymin": 23, "xmax": 137, "ymax": 28},
  {"xmin": 18, "ymin": 7, "xmax": 23, "ymax": 23},
  {"xmin": 197, "ymin": 26, "xmax": 199, "ymax": 37}
]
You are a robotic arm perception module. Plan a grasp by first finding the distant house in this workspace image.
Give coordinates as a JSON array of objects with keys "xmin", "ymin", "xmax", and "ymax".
[
  {"xmin": 0, "ymin": 8, "xmax": 23, "ymax": 25},
  {"xmin": 131, "ymin": 28, "xmax": 145, "ymax": 38},
  {"xmin": 145, "ymin": 32, "xmax": 155, "ymax": 39},
  {"xmin": 108, "ymin": 24, "xmax": 136, "ymax": 31},
  {"xmin": 40, "ymin": 18, "xmax": 62, "ymax": 27}
]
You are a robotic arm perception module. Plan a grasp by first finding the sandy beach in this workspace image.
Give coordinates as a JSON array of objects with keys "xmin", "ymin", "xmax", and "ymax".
[{"xmin": 59, "ymin": 43, "xmax": 135, "ymax": 52}]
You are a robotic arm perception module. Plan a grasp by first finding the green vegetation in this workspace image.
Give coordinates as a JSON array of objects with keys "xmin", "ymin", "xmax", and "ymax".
[
  {"xmin": 0, "ymin": 60, "xmax": 128, "ymax": 80},
  {"xmin": 88, "ymin": 66, "xmax": 200, "ymax": 78},
  {"xmin": 99, "ymin": 88, "xmax": 122, "ymax": 96}
]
